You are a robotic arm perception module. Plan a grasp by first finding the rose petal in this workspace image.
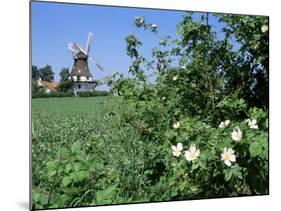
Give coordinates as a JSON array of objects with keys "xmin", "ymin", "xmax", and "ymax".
[
  {"xmin": 230, "ymin": 155, "xmax": 236, "ymax": 162},
  {"xmin": 177, "ymin": 143, "xmax": 183, "ymax": 151},
  {"xmin": 224, "ymin": 160, "xmax": 231, "ymax": 166}
]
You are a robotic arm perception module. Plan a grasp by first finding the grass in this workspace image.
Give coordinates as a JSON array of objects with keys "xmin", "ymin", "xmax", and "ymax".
[{"xmin": 32, "ymin": 96, "xmax": 121, "ymax": 116}]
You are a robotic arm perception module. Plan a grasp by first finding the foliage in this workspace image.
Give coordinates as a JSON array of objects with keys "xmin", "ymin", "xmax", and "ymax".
[
  {"xmin": 57, "ymin": 80, "xmax": 74, "ymax": 93},
  {"xmin": 32, "ymin": 65, "xmax": 40, "ymax": 80},
  {"xmin": 77, "ymin": 91, "xmax": 110, "ymax": 97},
  {"xmin": 32, "ymin": 90, "xmax": 110, "ymax": 98},
  {"xmin": 113, "ymin": 13, "xmax": 268, "ymax": 199},
  {"xmin": 59, "ymin": 67, "xmax": 70, "ymax": 82},
  {"xmin": 32, "ymin": 90, "xmax": 74, "ymax": 98},
  {"xmin": 216, "ymin": 14, "xmax": 269, "ymax": 109},
  {"xmin": 32, "ymin": 97, "xmax": 121, "ymax": 209},
  {"xmin": 32, "ymin": 79, "xmax": 41, "ymax": 94},
  {"xmin": 32, "ymin": 65, "xmax": 55, "ymax": 82},
  {"xmin": 39, "ymin": 65, "xmax": 55, "ymax": 82}
]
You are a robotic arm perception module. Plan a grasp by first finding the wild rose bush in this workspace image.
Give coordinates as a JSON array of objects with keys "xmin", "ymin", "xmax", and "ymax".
[{"xmin": 105, "ymin": 13, "xmax": 269, "ymax": 200}]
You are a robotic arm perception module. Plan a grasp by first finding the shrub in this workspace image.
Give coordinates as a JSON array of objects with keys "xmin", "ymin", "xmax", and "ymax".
[
  {"xmin": 32, "ymin": 90, "xmax": 74, "ymax": 98},
  {"xmin": 104, "ymin": 14, "xmax": 269, "ymax": 200},
  {"xmin": 77, "ymin": 91, "xmax": 110, "ymax": 97}
]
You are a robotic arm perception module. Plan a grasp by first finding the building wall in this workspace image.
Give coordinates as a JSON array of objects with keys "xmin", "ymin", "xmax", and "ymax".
[{"xmin": 73, "ymin": 82, "xmax": 95, "ymax": 95}]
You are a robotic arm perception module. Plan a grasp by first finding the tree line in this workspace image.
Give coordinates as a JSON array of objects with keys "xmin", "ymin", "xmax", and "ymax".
[
  {"xmin": 32, "ymin": 65, "xmax": 69, "ymax": 82},
  {"xmin": 32, "ymin": 65, "xmax": 74, "ymax": 93}
]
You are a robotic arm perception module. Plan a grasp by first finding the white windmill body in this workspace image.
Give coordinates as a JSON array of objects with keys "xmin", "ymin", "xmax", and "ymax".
[{"xmin": 68, "ymin": 32, "xmax": 103, "ymax": 95}]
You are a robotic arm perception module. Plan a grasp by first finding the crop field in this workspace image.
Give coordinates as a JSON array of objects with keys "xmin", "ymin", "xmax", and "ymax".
[
  {"xmin": 32, "ymin": 96, "xmax": 120, "ymax": 116},
  {"xmin": 32, "ymin": 96, "xmax": 124, "ymax": 209}
]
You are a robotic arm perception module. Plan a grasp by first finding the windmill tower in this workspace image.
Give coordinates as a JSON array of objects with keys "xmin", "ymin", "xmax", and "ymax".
[{"xmin": 68, "ymin": 32, "xmax": 103, "ymax": 95}]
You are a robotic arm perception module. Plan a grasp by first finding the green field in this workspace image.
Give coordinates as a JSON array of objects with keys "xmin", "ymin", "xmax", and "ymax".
[
  {"xmin": 32, "ymin": 96, "xmax": 124, "ymax": 209},
  {"xmin": 32, "ymin": 96, "xmax": 120, "ymax": 116}
]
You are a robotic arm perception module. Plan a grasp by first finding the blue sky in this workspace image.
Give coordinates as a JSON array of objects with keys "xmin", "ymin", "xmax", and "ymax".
[{"xmin": 31, "ymin": 1, "xmax": 224, "ymax": 90}]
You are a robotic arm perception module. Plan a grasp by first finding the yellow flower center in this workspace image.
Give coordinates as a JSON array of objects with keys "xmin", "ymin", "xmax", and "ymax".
[{"xmin": 224, "ymin": 153, "xmax": 231, "ymax": 161}]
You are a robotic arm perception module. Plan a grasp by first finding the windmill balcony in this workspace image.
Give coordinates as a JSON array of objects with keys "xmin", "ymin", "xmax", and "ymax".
[{"xmin": 71, "ymin": 76, "xmax": 93, "ymax": 82}]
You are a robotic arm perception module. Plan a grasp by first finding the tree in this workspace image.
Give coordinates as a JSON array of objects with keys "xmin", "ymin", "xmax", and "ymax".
[
  {"xmin": 121, "ymin": 14, "xmax": 269, "ymax": 126},
  {"xmin": 40, "ymin": 65, "xmax": 54, "ymax": 82},
  {"xmin": 57, "ymin": 80, "xmax": 74, "ymax": 93},
  {"xmin": 217, "ymin": 15, "xmax": 269, "ymax": 110},
  {"xmin": 32, "ymin": 65, "xmax": 40, "ymax": 80},
  {"xmin": 59, "ymin": 67, "xmax": 70, "ymax": 82},
  {"xmin": 57, "ymin": 67, "xmax": 73, "ymax": 92}
]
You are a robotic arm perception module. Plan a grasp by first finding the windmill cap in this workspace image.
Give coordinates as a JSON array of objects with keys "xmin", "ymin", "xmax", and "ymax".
[{"xmin": 75, "ymin": 51, "xmax": 88, "ymax": 59}]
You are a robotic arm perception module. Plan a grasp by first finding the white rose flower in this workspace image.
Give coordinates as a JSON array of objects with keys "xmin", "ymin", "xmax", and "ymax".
[
  {"xmin": 135, "ymin": 16, "xmax": 144, "ymax": 24},
  {"xmin": 219, "ymin": 122, "xmax": 224, "ymax": 128},
  {"xmin": 221, "ymin": 147, "xmax": 236, "ymax": 167},
  {"xmin": 151, "ymin": 24, "xmax": 158, "ymax": 32},
  {"xmin": 261, "ymin": 25, "xmax": 268, "ymax": 33},
  {"xmin": 219, "ymin": 120, "xmax": 230, "ymax": 128},
  {"xmin": 172, "ymin": 143, "xmax": 183, "ymax": 157},
  {"xmin": 184, "ymin": 144, "xmax": 200, "ymax": 161},
  {"xmin": 173, "ymin": 122, "xmax": 180, "ymax": 129},
  {"xmin": 173, "ymin": 75, "xmax": 178, "ymax": 81},
  {"xmin": 225, "ymin": 120, "xmax": 230, "ymax": 125},
  {"xmin": 246, "ymin": 119, "xmax": 258, "ymax": 129},
  {"xmin": 231, "ymin": 127, "xmax": 242, "ymax": 142}
]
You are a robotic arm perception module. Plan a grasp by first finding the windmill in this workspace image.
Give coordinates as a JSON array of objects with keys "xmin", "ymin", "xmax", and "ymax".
[{"xmin": 68, "ymin": 32, "xmax": 104, "ymax": 95}]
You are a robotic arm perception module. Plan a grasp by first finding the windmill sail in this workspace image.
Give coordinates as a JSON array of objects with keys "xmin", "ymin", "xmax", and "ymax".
[{"xmin": 85, "ymin": 32, "xmax": 93, "ymax": 55}]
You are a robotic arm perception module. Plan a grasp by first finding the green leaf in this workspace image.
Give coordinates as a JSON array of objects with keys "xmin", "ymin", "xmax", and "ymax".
[
  {"xmin": 90, "ymin": 161, "xmax": 104, "ymax": 172},
  {"xmin": 48, "ymin": 170, "xmax": 57, "ymax": 178},
  {"xmin": 46, "ymin": 161, "xmax": 57, "ymax": 170},
  {"xmin": 73, "ymin": 162, "xmax": 82, "ymax": 171},
  {"xmin": 95, "ymin": 185, "xmax": 117, "ymax": 204},
  {"xmin": 232, "ymin": 166, "xmax": 243, "ymax": 180},
  {"xmin": 65, "ymin": 163, "xmax": 72, "ymax": 173},
  {"xmin": 224, "ymin": 170, "xmax": 232, "ymax": 181},
  {"xmin": 249, "ymin": 142, "xmax": 262, "ymax": 158},
  {"xmin": 32, "ymin": 188, "xmax": 48, "ymax": 205},
  {"xmin": 62, "ymin": 176, "xmax": 72, "ymax": 187},
  {"xmin": 75, "ymin": 171, "xmax": 89, "ymax": 182},
  {"xmin": 191, "ymin": 162, "xmax": 200, "ymax": 171}
]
